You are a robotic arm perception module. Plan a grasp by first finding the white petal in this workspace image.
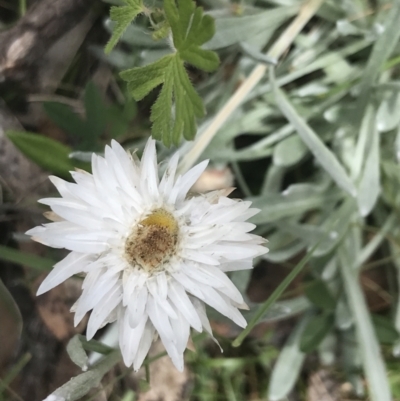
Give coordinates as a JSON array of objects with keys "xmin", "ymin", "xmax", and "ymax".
[
  {"xmin": 202, "ymin": 242, "xmax": 266, "ymax": 260},
  {"xmin": 171, "ymin": 270, "xmax": 205, "ymax": 300},
  {"xmin": 49, "ymin": 176, "xmax": 76, "ymax": 199},
  {"xmin": 147, "ymin": 295, "xmax": 175, "ymax": 341},
  {"xmin": 220, "ymin": 259, "xmax": 253, "ymax": 272},
  {"xmin": 119, "ymin": 309, "xmax": 147, "ymax": 367},
  {"xmin": 156, "ymin": 272, "xmax": 168, "ymax": 299},
  {"xmin": 74, "ymin": 270, "xmax": 119, "ymax": 325},
  {"xmin": 127, "ymin": 285, "xmax": 148, "ymax": 328},
  {"xmin": 170, "ymin": 308, "xmax": 190, "ymax": 354},
  {"xmin": 105, "ymin": 145, "xmax": 143, "ymax": 204},
  {"xmin": 111, "ymin": 141, "xmax": 141, "ymax": 187},
  {"xmin": 147, "ymin": 279, "xmax": 178, "ymax": 320},
  {"xmin": 168, "ymin": 280, "xmax": 202, "ymax": 332},
  {"xmin": 190, "ymin": 297, "xmax": 222, "ymax": 351},
  {"xmin": 197, "ymin": 284, "xmax": 247, "ymax": 328},
  {"xmin": 186, "ymin": 264, "xmax": 244, "ymax": 304},
  {"xmin": 182, "ymin": 249, "xmax": 220, "ymax": 266},
  {"xmin": 146, "ymin": 297, "xmax": 183, "ymax": 369},
  {"xmin": 140, "ymin": 139, "xmax": 159, "ymax": 201},
  {"xmin": 86, "ymin": 282, "xmax": 122, "ymax": 339},
  {"xmin": 169, "ymin": 160, "xmax": 208, "ymax": 204},
  {"xmin": 37, "ymin": 252, "xmax": 93, "ymax": 295},
  {"xmin": 159, "ymin": 151, "xmax": 179, "ymax": 197},
  {"xmin": 133, "ymin": 318, "xmax": 156, "ymax": 371}
]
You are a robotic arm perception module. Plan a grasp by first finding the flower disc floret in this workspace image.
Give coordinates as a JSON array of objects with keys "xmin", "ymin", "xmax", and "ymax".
[
  {"xmin": 27, "ymin": 138, "xmax": 268, "ymax": 372},
  {"xmin": 125, "ymin": 208, "xmax": 179, "ymax": 273}
]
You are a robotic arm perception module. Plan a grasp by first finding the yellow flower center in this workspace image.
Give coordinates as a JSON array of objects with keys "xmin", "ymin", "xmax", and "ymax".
[{"xmin": 125, "ymin": 208, "xmax": 179, "ymax": 272}]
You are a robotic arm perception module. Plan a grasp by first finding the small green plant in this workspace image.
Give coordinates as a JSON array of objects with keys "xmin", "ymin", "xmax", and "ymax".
[{"xmin": 109, "ymin": 0, "xmax": 219, "ymax": 146}]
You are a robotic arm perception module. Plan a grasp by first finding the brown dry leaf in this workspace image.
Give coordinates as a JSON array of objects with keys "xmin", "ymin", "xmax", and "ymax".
[
  {"xmin": 307, "ymin": 369, "xmax": 340, "ymax": 401},
  {"xmin": 35, "ymin": 277, "xmax": 86, "ymax": 341}
]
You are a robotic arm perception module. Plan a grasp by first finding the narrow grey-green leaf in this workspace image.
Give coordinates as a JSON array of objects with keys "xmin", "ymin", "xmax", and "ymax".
[
  {"xmin": 351, "ymin": 104, "xmax": 375, "ymax": 180},
  {"xmin": 339, "ymin": 244, "xmax": 392, "ymax": 401},
  {"xmin": 250, "ymin": 187, "xmax": 341, "ymax": 225},
  {"xmin": 268, "ymin": 315, "xmax": 309, "ymax": 400},
  {"xmin": 376, "ymin": 89, "xmax": 400, "ymax": 132},
  {"xmin": 273, "ymin": 134, "xmax": 308, "ymax": 167},
  {"xmin": 357, "ymin": 121, "xmax": 380, "ymax": 216},
  {"xmin": 204, "ymin": 5, "xmax": 300, "ymax": 50},
  {"xmin": 356, "ymin": 0, "xmax": 400, "ymax": 117},
  {"xmin": 270, "ymin": 68, "xmax": 356, "ymax": 196},
  {"xmin": 67, "ymin": 335, "xmax": 89, "ymax": 371},
  {"xmin": 49, "ymin": 350, "xmax": 121, "ymax": 401}
]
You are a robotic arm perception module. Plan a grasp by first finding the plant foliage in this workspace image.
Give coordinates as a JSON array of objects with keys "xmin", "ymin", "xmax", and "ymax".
[{"xmin": 115, "ymin": 0, "xmax": 219, "ymax": 146}]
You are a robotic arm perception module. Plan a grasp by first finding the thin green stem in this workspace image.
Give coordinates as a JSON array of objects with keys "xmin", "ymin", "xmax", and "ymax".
[
  {"xmin": 0, "ymin": 245, "xmax": 55, "ymax": 271},
  {"xmin": 19, "ymin": 0, "xmax": 26, "ymax": 16}
]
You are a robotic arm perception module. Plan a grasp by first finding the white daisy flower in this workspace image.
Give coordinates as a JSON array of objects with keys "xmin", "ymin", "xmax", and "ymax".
[{"xmin": 27, "ymin": 139, "xmax": 268, "ymax": 371}]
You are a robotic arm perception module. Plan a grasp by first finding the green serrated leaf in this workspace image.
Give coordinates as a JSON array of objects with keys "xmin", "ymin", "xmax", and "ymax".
[
  {"xmin": 105, "ymin": 0, "xmax": 144, "ymax": 54},
  {"xmin": 121, "ymin": 55, "xmax": 173, "ymax": 100},
  {"xmin": 120, "ymin": 0, "xmax": 219, "ymax": 146},
  {"xmin": 151, "ymin": 64, "xmax": 174, "ymax": 145},
  {"xmin": 6, "ymin": 131, "xmax": 89, "ymax": 178},
  {"xmin": 180, "ymin": 46, "xmax": 219, "ymax": 72}
]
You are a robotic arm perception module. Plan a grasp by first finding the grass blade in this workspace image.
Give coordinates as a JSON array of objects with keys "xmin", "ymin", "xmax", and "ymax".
[{"xmin": 0, "ymin": 245, "xmax": 55, "ymax": 271}]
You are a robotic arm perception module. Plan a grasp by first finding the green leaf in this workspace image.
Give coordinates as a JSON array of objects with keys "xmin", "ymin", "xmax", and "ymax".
[
  {"xmin": 121, "ymin": 55, "xmax": 173, "ymax": 101},
  {"xmin": 44, "ymin": 82, "xmax": 108, "ymax": 151},
  {"xmin": 371, "ymin": 315, "xmax": 399, "ymax": 345},
  {"xmin": 43, "ymin": 102, "xmax": 87, "ymax": 139},
  {"xmin": 120, "ymin": 0, "xmax": 219, "ymax": 146},
  {"xmin": 305, "ymin": 280, "xmax": 336, "ymax": 311},
  {"xmin": 6, "ymin": 131, "xmax": 89, "ymax": 178},
  {"xmin": 83, "ymin": 81, "xmax": 108, "ymax": 147},
  {"xmin": 299, "ymin": 313, "xmax": 334, "ymax": 353},
  {"xmin": 105, "ymin": 0, "xmax": 144, "ymax": 54},
  {"xmin": 0, "ymin": 245, "xmax": 54, "ymax": 271},
  {"xmin": 0, "ymin": 278, "xmax": 22, "ymax": 371}
]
